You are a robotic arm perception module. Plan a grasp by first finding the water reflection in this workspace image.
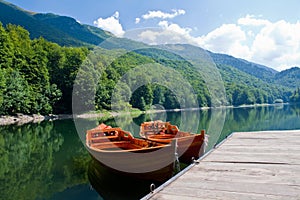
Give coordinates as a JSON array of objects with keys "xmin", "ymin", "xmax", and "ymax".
[
  {"xmin": 88, "ymin": 158, "xmax": 155, "ymax": 200},
  {"xmin": 0, "ymin": 122, "xmax": 63, "ymax": 200},
  {"xmin": 1, "ymin": 104, "xmax": 300, "ymax": 200},
  {"xmin": 0, "ymin": 120, "xmax": 94, "ymax": 200}
]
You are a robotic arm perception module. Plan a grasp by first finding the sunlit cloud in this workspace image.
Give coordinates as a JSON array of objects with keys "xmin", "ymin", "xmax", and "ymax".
[
  {"xmin": 136, "ymin": 20, "xmax": 194, "ymax": 45},
  {"xmin": 197, "ymin": 24, "xmax": 251, "ymax": 59},
  {"xmin": 135, "ymin": 17, "xmax": 140, "ymax": 24},
  {"xmin": 238, "ymin": 14, "xmax": 271, "ymax": 26},
  {"xmin": 133, "ymin": 15, "xmax": 300, "ymax": 71},
  {"xmin": 142, "ymin": 9, "xmax": 186, "ymax": 20},
  {"xmin": 94, "ymin": 11, "xmax": 125, "ymax": 37}
]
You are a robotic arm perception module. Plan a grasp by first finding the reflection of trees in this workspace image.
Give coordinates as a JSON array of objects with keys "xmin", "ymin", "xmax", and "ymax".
[
  {"xmin": 0, "ymin": 122, "xmax": 63, "ymax": 200},
  {"xmin": 217, "ymin": 105, "xmax": 300, "ymax": 144},
  {"xmin": 49, "ymin": 120, "xmax": 92, "ymax": 198},
  {"xmin": 290, "ymin": 104, "xmax": 300, "ymax": 117},
  {"xmin": 0, "ymin": 120, "xmax": 92, "ymax": 200}
]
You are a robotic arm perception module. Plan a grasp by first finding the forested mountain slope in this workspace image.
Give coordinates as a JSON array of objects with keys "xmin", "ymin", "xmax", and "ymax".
[{"xmin": 0, "ymin": 1, "xmax": 299, "ymax": 116}]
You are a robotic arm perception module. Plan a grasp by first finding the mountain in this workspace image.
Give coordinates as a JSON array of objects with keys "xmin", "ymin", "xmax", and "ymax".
[
  {"xmin": 0, "ymin": 0, "xmax": 294, "ymax": 86},
  {"xmin": 1, "ymin": 0, "xmax": 299, "ymax": 107},
  {"xmin": 0, "ymin": 0, "xmax": 111, "ymax": 46},
  {"xmin": 134, "ymin": 44, "xmax": 291, "ymax": 103},
  {"xmin": 274, "ymin": 67, "xmax": 300, "ymax": 89},
  {"xmin": 208, "ymin": 52, "xmax": 277, "ymax": 82}
]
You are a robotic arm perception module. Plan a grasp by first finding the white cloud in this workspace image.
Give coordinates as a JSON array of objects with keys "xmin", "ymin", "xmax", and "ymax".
[
  {"xmin": 199, "ymin": 18, "xmax": 300, "ymax": 71},
  {"xmin": 135, "ymin": 17, "xmax": 140, "ymax": 24},
  {"xmin": 134, "ymin": 15, "xmax": 300, "ymax": 71},
  {"xmin": 142, "ymin": 9, "xmax": 186, "ymax": 20},
  {"xmin": 93, "ymin": 11, "xmax": 125, "ymax": 37},
  {"xmin": 158, "ymin": 20, "xmax": 192, "ymax": 36},
  {"xmin": 136, "ymin": 21, "xmax": 195, "ymax": 45},
  {"xmin": 250, "ymin": 20, "xmax": 300, "ymax": 70},
  {"xmin": 197, "ymin": 24, "xmax": 251, "ymax": 59},
  {"xmin": 238, "ymin": 14, "xmax": 270, "ymax": 26}
]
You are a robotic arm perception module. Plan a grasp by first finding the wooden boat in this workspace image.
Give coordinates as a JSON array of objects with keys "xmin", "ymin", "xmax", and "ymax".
[
  {"xmin": 140, "ymin": 120, "xmax": 206, "ymax": 164},
  {"xmin": 86, "ymin": 123, "xmax": 177, "ymax": 182}
]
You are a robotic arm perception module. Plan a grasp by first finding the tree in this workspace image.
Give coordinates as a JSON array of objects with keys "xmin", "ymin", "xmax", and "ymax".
[
  {"xmin": 1, "ymin": 70, "xmax": 31, "ymax": 114},
  {"xmin": 51, "ymin": 47, "xmax": 88, "ymax": 113},
  {"xmin": 163, "ymin": 90, "xmax": 180, "ymax": 109},
  {"xmin": 0, "ymin": 67, "xmax": 6, "ymax": 108},
  {"xmin": 290, "ymin": 88, "xmax": 300, "ymax": 103},
  {"xmin": 130, "ymin": 85, "xmax": 153, "ymax": 110},
  {"xmin": 153, "ymin": 85, "xmax": 165, "ymax": 105},
  {"xmin": 135, "ymin": 97, "xmax": 146, "ymax": 111},
  {"xmin": 0, "ymin": 23, "xmax": 13, "ymax": 69}
]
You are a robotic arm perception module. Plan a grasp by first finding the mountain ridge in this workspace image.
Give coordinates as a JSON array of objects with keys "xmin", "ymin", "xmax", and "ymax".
[
  {"xmin": 1, "ymin": 0, "xmax": 300, "ymax": 96},
  {"xmin": 0, "ymin": 0, "xmax": 111, "ymax": 46}
]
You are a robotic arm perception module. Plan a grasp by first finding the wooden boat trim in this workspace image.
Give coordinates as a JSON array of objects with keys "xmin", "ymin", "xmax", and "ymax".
[{"xmin": 88, "ymin": 141, "xmax": 171, "ymax": 153}]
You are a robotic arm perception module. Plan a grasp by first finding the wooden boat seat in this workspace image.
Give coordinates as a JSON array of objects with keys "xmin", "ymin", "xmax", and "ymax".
[{"xmin": 90, "ymin": 135, "xmax": 119, "ymax": 143}]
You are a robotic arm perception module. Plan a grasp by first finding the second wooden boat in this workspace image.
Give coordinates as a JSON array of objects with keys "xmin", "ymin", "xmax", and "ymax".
[{"xmin": 140, "ymin": 120, "xmax": 206, "ymax": 164}]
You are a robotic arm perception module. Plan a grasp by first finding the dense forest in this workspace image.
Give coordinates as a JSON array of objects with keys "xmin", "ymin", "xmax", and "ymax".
[
  {"xmin": 0, "ymin": 23, "xmax": 299, "ymax": 116},
  {"xmin": 0, "ymin": 23, "xmax": 89, "ymax": 114}
]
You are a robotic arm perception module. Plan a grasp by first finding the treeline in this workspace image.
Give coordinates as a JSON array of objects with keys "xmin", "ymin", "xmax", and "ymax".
[
  {"xmin": 0, "ymin": 23, "xmax": 293, "ymax": 115},
  {"xmin": 0, "ymin": 23, "xmax": 88, "ymax": 114},
  {"xmin": 290, "ymin": 88, "xmax": 300, "ymax": 103},
  {"xmin": 135, "ymin": 48, "xmax": 289, "ymax": 107}
]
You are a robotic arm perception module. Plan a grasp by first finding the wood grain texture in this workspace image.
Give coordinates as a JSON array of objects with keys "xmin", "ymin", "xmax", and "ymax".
[{"xmin": 145, "ymin": 130, "xmax": 300, "ymax": 200}]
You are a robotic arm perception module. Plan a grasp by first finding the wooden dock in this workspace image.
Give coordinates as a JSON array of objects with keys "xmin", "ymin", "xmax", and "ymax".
[{"xmin": 142, "ymin": 130, "xmax": 300, "ymax": 200}]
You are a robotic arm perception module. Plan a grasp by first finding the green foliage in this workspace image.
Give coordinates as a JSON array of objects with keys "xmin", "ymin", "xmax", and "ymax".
[
  {"xmin": 0, "ymin": 67, "xmax": 6, "ymax": 107},
  {"xmin": 0, "ymin": 22, "xmax": 13, "ymax": 69},
  {"xmin": 275, "ymin": 67, "xmax": 300, "ymax": 89},
  {"xmin": 130, "ymin": 85, "xmax": 153, "ymax": 111},
  {"xmin": 0, "ymin": 23, "xmax": 88, "ymax": 115},
  {"xmin": 210, "ymin": 52, "xmax": 277, "ymax": 82},
  {"xmin": 0, "ymin": 18, "xmax": 299, "ymax": 115},
  {"xmin": 1, "ymin": 70, "xmax": 31, "ymax": 114},
  {"xmin": 290, "ymin": 88, "xmax": 300, "ymax": 103}
]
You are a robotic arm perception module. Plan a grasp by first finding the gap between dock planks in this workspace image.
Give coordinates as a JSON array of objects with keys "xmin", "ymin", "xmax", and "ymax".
[{"xmin": 142, "ymin": 130, "xmax": 300, "ymax": 200}]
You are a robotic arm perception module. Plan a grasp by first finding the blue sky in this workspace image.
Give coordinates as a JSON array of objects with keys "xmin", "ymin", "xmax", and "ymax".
[{"xmin": 6, "ymin": 0, "xmax": 300, "ymax": 71}]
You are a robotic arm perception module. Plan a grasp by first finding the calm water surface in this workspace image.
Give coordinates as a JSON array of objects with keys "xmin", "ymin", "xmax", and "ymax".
[{"xmin": 1, "ymin": 104, "xmax": 300, "ymax": 200}]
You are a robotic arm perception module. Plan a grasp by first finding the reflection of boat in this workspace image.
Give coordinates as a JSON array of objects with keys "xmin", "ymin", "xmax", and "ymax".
[
  {"xmin": 86, "ymin": 123, "xmax": 177, "ymax": 182},
  {"xmin": 88, "ymin": 159, "xmax": 155, "ymax": 200},
  {"xmin": 140, "ymin": 120, "xmax": 206, "ymax": 164}
]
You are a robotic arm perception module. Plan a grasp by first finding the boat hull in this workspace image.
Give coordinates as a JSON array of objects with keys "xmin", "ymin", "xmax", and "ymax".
[
  {"xmin": 86, "ymin": 140, "xmax": 177, "ymax": 182},
  {"xmin": 147, "ymin": 132, "xmax": 205, "ymax": 164}
]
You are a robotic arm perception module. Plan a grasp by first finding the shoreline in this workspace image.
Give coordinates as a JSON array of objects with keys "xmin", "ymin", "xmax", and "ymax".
[{"xmin": 0, "ymin": 103, "xmax": 288, "ymax": 126}]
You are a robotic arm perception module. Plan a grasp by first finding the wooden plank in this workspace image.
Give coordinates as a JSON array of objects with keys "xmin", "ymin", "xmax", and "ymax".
[
  {"xmin": 163, "ymin": 179, "xmax": 300, "ymax": 197},
  {"xmin": 210, "ymin": 145, "xmax": 300, "ymax": 152},
  {"xmin": 204, "ymin": 152, "xmax": 300, "ymax": 164},
  {"xmin": 176, "ymin": 163, "xmax": 300, "ymax": 185},
  {"xmin": 155, "ymin": 187, "xmax": 299, "ymax": 200},
  {"xmin": 145, "ymin": 130, "xmax": 300, "ymax": 200}
]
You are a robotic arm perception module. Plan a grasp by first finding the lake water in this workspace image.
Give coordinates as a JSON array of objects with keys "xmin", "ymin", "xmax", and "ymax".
[{"xmin": 1, "ymin": 104, "xmax": 300, "ymax": 200}]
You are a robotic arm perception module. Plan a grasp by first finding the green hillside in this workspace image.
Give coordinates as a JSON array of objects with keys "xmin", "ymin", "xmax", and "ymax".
[
  {"xmin": 274, "ymin": 67, "xmax": 300, "ymax": 89},
  {"xmin": 209, "ymin": 52, "xmax": 277, "ymax": 82},
  {"xmin": 0, "ymin": 0, "xmax": 111, "ymax": 46},
  {"xmin": 1, "ymin": 0, "xmax": 300, "ymax": 115},
  {"xmin": 33, "ymin": 13, "xmax": 110, "ymax": 45},
  {"xmin": 134, "ymin": 45, "xmax": 291, "ymax": 105}
]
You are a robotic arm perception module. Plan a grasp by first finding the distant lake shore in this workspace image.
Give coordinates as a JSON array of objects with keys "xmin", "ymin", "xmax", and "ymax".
[{"xmin": 0, "ymin": 103, "xmax": 288, "ymax": 126}]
